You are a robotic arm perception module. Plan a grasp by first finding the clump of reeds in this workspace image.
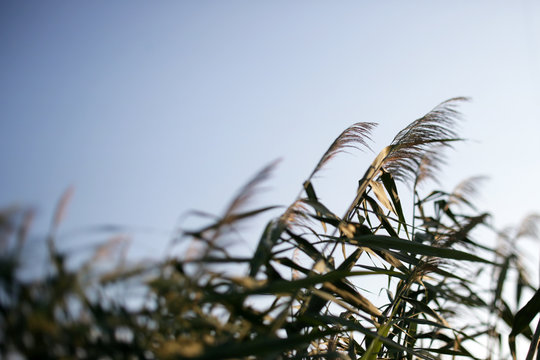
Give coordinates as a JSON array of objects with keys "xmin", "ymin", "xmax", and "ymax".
[{"xmin": 1, "ymin": 98, "xmax": 539, "ymax": 359}]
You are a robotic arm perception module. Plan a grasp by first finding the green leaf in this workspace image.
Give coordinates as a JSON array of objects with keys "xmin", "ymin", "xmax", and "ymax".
[
  {"xmin": 380, "ymin": 169, "xmax": 409, "ymax": 237},
  {"xmin": 249, "ymin": 219, "xmax": 286, "ymax": 277},
  {"xmin": 285, "ymin": 229, "xmax": 324, "ymax": 262},
  {"xmin": 250, "ymin": 270, "xmax": 402, "ymax": 297},
  {"xmin": 338, "ymin": 248, "xmax": 363, "ymax": 272},
  {"xmin": 401, "ymin": 297, "xmax": 447, "ymax": 326},
  {"xmin": 364, "ymin": 194, "xmax": 399, "ymax": 238},
  {"xmin": 525, "ymin": 318, "xmax": 540, "ymax": 360},
  {"xmin": 493, "ymin": 255, "xmax": 511, "ymax": 308},
  {"xmin": 511, "ymin": 288, "xmax": 540, "ymax": 336},
  {"xmin": 184, "ymin": 206, "xmax": 280, "ymax": 238},
  {"xmin": 510, "ymin": 288, "xmax": 540, "ymax": 359},
  {"xmin": 333, "ymin": 234, "xmax": 496, "ymax": 264},
  {"xmin": 322, "ymin": 281, "xmax": 382, "ymax": 317},
  {"xmin": 273, "ymin": 257, "xmax": 311, "ymax": 275},
  {"xmin": 304, "ymin": 180, "xmax": 328, "ymax": 232}
]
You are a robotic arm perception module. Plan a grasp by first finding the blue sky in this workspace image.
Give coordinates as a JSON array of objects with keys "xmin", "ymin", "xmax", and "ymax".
[{"xmin": 1, "ymin": 1, "xmax": 540, "ymax": 265}]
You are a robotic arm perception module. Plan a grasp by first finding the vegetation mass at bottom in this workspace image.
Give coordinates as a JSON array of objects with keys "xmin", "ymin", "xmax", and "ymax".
[{"xmin": 1, "ymin": 98, "xmax": 539, "ymax": 359}]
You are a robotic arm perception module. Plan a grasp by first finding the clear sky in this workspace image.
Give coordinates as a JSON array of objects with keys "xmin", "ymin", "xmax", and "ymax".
[{"xmin": 1, "ymin": 1, "xmax": 540, "ymax": 268}]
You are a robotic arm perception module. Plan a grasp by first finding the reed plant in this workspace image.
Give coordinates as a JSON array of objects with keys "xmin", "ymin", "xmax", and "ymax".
[{"xmin": 1, "ymin": 98, "xmax": 539, "ymax": 359}]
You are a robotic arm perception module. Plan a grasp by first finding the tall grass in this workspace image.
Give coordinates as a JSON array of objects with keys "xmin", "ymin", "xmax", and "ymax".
[{"xmin": 1, "ymin": 98, "xmax": 539, "ymax": 359}]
